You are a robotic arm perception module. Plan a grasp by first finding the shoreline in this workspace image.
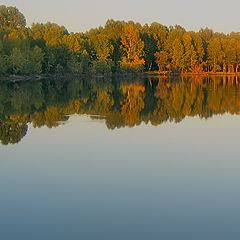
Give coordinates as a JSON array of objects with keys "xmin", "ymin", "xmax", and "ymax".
[
  {"xmin": 1, "ymin": 71, "xmax": 240, "ymax": 83},
  {"xmin": 145, "ymin": 71, "xmax": 240, "ymax": 77}
]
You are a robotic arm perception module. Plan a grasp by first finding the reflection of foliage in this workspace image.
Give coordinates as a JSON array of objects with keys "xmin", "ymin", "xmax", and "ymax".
[
  {"xmin": 120, "ymin": 83, "xmax": 145, "ymax": 126},
  {"xmin": 1, "ymin": 76, "xmax": 240, "ymax": 144},
  {"xmin": 44, "ymin": 106, "xmax": 69, "ymax": 128},
  {"xmin": 0, "ymin": 121, "xmax": 28, "ymax": 145}
]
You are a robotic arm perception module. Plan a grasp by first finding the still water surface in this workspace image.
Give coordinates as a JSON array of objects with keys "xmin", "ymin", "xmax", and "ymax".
[{"xmin": 1, "ymin": 76, "xmax": 240, "ymax": 239}]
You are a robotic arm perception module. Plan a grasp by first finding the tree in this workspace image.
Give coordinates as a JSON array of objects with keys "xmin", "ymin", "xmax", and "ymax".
[
  {"xmin": 170, "ymin": 38, "xmax": 184, "ymax": 72},
  {"xmin": 120, "ymin": 23, "xmax": 145, "ymax": 72},
  {"xmin": 2, "ymin": 4, "xmax": 240, "ymax": 77},
  {"xmin": 94, "ymin": 33, "xmax": 114, "ymax": 61},
  {"xmin": 10, "ymin": 46, "xmax": 44, "ymax": 74},
  {"xmin": 67, "ymin": 55, "xmax": 83, "ymax": 74},
  {"xmin": 207, "ymin": 37, "xmax": 224, "ymax": 72},
  {"xmin": 0, "ymin": 5, "xmax": 26, "ymax": 32},
  {"xmin": 91, "ymin": 59, "xmax": 113, "ymax": 75},
  {"xmin": 155, "ymin": 50, "xmax": 169, "ymax": 72},
  {"xmin": 43, "ymin": 45, "xmax": 70, "ymax": 73},
  {"xmin": 182, "ymin": 33, "xmax": 197, "ymax": 72},
  {"xmin": 30, "ymin": 46, "xmax": 44, "ymax": 74},
  {"xmin": 31, "ymin": 22, "xmax": 68, "ymax": 46},
  {"xmin": 191, "ymin": 32, "xmax": 204, "ymax": 72},
  {"xmin": 62, "ymin": 33, "xmax": 82, "ymax": 53},
  {"xmin": 0, "ymin": 40, "xmax": 8, "ymax": 74}
]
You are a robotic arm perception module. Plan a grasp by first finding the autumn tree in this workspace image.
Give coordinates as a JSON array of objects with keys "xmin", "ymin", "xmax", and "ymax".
[
  {"xmin": 170, "ymin": 38, "xmax": 184, "ymax": 72},
  {"xmin": 182, "ymin": 33, "xmax": 197, "ymax": 72},
  {"xmin": 207, "ymin": 37, "xmax": 224, "ymax": 72},
  {"xmin": 120, "ymin": 23, "xmax": 145, "ymax": 72},
  {"xmin": 31, "ymin": 22, "xmax": 68, "ymax": 46},
  {"xmin": 191, "ymin": 32, "xmax": 204, "ymax": 72},
  {"xmin": 2, "ymin": 4, "xmax": 240, "ymax": 77},
  {"xmin": 155, "ymin": 50, "xmax": 169, "ymax": 72}
]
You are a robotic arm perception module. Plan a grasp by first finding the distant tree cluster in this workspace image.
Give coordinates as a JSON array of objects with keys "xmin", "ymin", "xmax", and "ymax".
[{"xmin": 1, "ymin": 5, "xmax": 240, "ymax": 76}]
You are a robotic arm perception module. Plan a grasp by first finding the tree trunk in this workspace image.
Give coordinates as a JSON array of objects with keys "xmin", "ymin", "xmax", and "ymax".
[
  {"xmin": 148, "ymin": 62, "xmax": 152, "ymax": 71},
  {"xmin": 223, "ymin": 64, "xmax": 226, "ymax": 73}
]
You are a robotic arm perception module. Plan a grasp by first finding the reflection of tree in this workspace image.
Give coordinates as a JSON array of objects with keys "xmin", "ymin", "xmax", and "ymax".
[
  {"xmin": 88, "ymin": 79, "xmax": 114, "ymax": 116},
  {"xmin": 44, "ymin": 106, "xmax": 67, "ymax": 128},
  {"xmin": 1, "ymin": 76, "xmax": 240, "ymax": 144},
  {"xmin": 120, "ymin": 83, "xmax": 145, "ymax": 126},
  {"xmin": 0, "ymin": 121, "xmax": 28, "ymax": 145},
  {"xmin": 31, "ymin": 107, "xmax": 69, "ymax": 128},
  {"xmin": 90, "ymin": 90, "xmax": 114, "ymax": 115}
]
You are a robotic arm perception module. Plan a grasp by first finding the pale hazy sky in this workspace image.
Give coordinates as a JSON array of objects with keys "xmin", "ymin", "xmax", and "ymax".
[{"xmin": 1, "ymin": 0, "xmax": 240, "ymax": 33}]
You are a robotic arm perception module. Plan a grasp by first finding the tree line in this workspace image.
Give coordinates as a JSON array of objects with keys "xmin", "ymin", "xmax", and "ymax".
[
  {"xmin": 1, "ymin": 5, "xmax": 240, "ymax": 77},
  {"xmin": 1, "ymin": 75, "xmax": 240, "ymax": 144}
]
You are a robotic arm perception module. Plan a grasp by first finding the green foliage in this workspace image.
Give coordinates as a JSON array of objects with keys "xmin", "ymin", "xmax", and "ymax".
[
  {"xmin": 87, "ymin": 31, "xmax": 114, "ymax": 61},
  {"xmin": 43, "ymin": 45, "xmax": 69, "ymax": 73},
  {"xmin": 67, "ymin": 55, "xmax": 83, "ymax": 74},
  {"xmin": 91, "ymin": 59, "xmax": 113, "ymax": 75},
  {"xmin": 80, "ymin": 50, "xmax": 91, "ymax": 74},
  {"xmin": 10, "ymin": 48, "xmax": 26, "ymax": 74},
  {"xmin": 31, "ymin": 46, "xmax": 44, "ymax": 74},
  {"xmin": 31, "ymin": 22, "xmax": 68, "ymax": 46},
  {"xmin": 1, "ymin": 4, "xmax": 240, "ymax": 76},
  {"xmin": 0, "ymin": 5, "xmax": 26, "ymax": 31},
  {"xmin": 10, "ymin": 46, "xmax": 44, "ymax": 75},
  {"xmin": 0, "ymin": 54, "xmax": 8, "ymax": 74},
  {"xmin": 141, "ymin": 30, "xmax": 157, "ymax": 71}
]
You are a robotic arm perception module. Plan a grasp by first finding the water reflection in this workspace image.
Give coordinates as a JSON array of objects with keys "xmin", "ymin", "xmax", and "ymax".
[{"xmin": 1, "ymin": 75, "xmax": 240, "ymax": 145}]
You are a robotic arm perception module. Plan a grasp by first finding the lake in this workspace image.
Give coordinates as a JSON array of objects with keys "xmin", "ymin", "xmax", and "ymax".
[{"xmin": 1, "ymin": 75, "xmax": 240, "ymax": 239}]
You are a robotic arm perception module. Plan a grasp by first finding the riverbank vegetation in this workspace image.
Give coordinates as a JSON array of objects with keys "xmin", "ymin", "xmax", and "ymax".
[{"xmin": 1, "ymin": 5, "xmax": 240, "ymax": 77}]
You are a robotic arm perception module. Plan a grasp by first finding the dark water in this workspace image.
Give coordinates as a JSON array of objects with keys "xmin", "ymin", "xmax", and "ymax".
[{"xmin": 1, "ymin": 76, "xmax": 240, "ymax": 239}]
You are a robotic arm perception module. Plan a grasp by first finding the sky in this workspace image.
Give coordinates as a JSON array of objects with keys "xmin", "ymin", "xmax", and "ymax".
[{"xmin": 1, "ymin": 0, "xmax": 240, "ymax": 33}]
